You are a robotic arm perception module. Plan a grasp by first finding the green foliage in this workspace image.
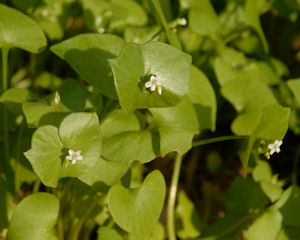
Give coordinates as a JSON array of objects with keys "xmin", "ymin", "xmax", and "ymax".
[
  {"xmin": 0, "ymin": 1, "xmax": 299, "ymax": 240},
  {"xmin": 7, "ymin": 193, "xmax": 59, "ymax": 240},
  {"xmin": 108, "ymin": 170, "xmax": 166, "ymax": 239}
]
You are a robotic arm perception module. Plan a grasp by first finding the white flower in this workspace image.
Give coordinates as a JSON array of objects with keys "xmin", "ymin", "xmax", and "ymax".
[
  {"xmin": 98, "ymin": 28, "xmax": 105, "ymax": 33},
  {"xmin": 54, "ymin": 91, "xmax": 60, "ymax": 105},
  {"xmin": 145, "ymin": 75, "xmax": 162, "ymax": 95},
  {"xmin": 65, "ymin": 149, "xmax": 83, "ymax": 166},
  {"xmin": 268, "ymin": 140, "xmax": 283, "ymax": 155},
  {"xmin": 177, "ymin": 18, "xmax": 187, "ymax": 26}
]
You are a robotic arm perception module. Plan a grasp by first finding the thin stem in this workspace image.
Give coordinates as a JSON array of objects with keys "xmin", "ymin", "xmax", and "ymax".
[
  {"xmin": 167, "ymin": 153, "xmax": 183, "ymax": 240},
  {"xmin": 57, "ymin": 212, "xmax": 64, "ymax": 240},
  {"xmin": 192, "ymin": 135, "xmax": 249, "ymax": 147},
  {"xmin": 151, "ymin": 0, "xmax": 180, "ymax": 49},
  {"xmin": 67, "ymin": 194, "xmax": 102, "ymax": 240},
  {"xmin": 2, "ymin": 47, "xmax": 10, "ymax": 173},
  {"xmin": 32, "ymin": 178, "xmax": 41, "ymax": 193},
  {"xmin": 15, "ymin": 119, "xmax": 25, "ymax": 194}
]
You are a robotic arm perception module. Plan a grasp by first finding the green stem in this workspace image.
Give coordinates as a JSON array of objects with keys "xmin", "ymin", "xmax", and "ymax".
[
  {"xmin": 151, "ymin": 0, "xmax": 180, "ymax": 48},
  {"xmin": 2, "ymin": 47, "xmax": 10, "ymax": 172},
  {"xmin": 167, "ymin": 153, "xmax": 183, "ymax": 240},
  {"xmin": 57, "ymin": 212, "xmax": 64, "ymax": 240},
  {"xmin": 192, "ymin": 135, "xmax": 249, "ymax": 147},
  {"xmin": 33, "ymin": 178, "xmax": 41, "ymax": 193},
  {"xmin": 68, "ymin": 195, "xmax": 102, "ymax": 240},
  {"xmin": 15, "ymin": 119, "xmax": 25, "ymax": 194}
]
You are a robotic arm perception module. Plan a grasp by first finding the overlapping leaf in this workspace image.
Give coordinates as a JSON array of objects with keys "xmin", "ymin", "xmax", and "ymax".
[{"xmin": 51, "ymin": 34, "xmax": 124, "ymax": 98}]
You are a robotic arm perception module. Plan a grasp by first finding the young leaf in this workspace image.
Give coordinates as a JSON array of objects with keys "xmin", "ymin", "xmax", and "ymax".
[
  {"xmin": 241, "ymin": 105, "xmax": 290, "ymax": 170},
  {"xmin": 50, "ymin": 34, "xmax": 124, "ymax": 99},
  {"xmin": 109, "ymin": 42, "xmax": 191, "ymax": 112},
  {"xmin": 0, "ymin": 4, "xmax": 47, "ymax": 53},
  {"xmin": 7, "ymin": 193, "xmax": 59, "ymax": 240},
  {"xmin": 108, "ymin": 170, "xmax": 166, "ymax": 239}
]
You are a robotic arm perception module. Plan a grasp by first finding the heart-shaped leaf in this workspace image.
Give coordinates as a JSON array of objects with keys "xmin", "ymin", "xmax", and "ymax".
[
  {"xmin": 109, "ymin": 42, "xmax": 192, "ymax": 112},
  {"xmin": 287, "ymin": 78, "xmax": 300, "ymax": 105},
  {"xmin": 0, "ymin": 4, "xmax": 47, "ymax": 53},
  {"xmin": 51, "ymin": 34, "xmax": 124, "ymax": 99},
  {"xmin": 7, "ymin": 193, "xmax": 59, "ymax": 240},
  {"xmin": 108, "ymin": 170, "xmax": 166, "ymax": 239},
  {"xmin": 25, "ymin": 113, "xmax": 102, "ymax": 187}
]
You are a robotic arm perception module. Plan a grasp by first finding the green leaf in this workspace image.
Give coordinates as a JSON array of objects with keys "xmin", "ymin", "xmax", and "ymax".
[
  {"xmin": 51, "ymin": 34, "xmax": 125, "ymax": 99},
  {"xmin": 241, "ymin": 105, "xmax": 290, "ymax": 170},
  {"xmin": 189, "ymin": 65, "xmax": 216, "ymax": 131},
  {"xmin": 150, "ymin": 97, "xmax": 199, "ymax": 156},
  {"xmin": 244, "ymin": 0, "xmax": 269, "ymax": 52},
  {"xmin": 22, "ymin": 101, "xmax": 68, "ymax": 128},
  {"xmin": 0, "ymin": 4, "xmax": 47, "ymax": 52},
  {"xmin": 175, "ymin": 191, "xmax": 201, "ymax": 239},
  {"xmin": 100, "ymin": 109, "xmax": 140, "ymax": 139},
  {"xmin": 287, "ymin": 78, "xmax": 300, "ymax": 106},
  {"xmin": 149, "ymin": 222, "xmax": 165, "ymax": 240},
  {"xmin": 79, "ymin": 157, "xmax": 129, "ymax": 187},
  {"xmin": 25, "ymin": 113, "xmax": 102, "ymax": 187},
  {"xmin": 108, "ymin": 170, "xmax": 166, "ymax": 239},
  {"xmin": 109, "ymin": 42, "xmax": 191, "ymax": 112},
  {"xmin": 221, "ymin": 78, "xmax": 277, "ymax": 135},
  {"xmin": 24, "ymin": 125, "xmax": 63, "ymax": 187},
  {"xmin": 276, "ymin": 186, "xmax": 300, "ymax": 240},
  {"xmin": 97, "ymin": 226, "xmax": 123, "ymax": 240},
  {"xmin": 188, "ymin": 0, "xmax": 221, "ymax": 35},
  {"xmin": 102, "ymin": 130, "xmax": 158, "ymax": 164},
  {"xmin": 246, "ymin": 207, "xmax": 282, "ymax": 240},
  {"xmin": 252, "ymin": 160, "xmax": 272, "ymax": 182},
  {"xmin": 7, "ymin": 193, "xmax": 59, "ymax": 240},
  {"xmin": 0, "ymin": 88, "xmax": 33, "ymax": 114},
  {"xmin": 260, "ymin": 181, "xmax": 283, "ymax": 203}
]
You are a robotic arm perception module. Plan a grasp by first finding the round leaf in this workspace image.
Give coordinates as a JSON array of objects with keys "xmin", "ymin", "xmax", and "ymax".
[
  {"xmin": 7, "ymin": 193, "xmax": 59, "ymax": 240},
  {"xmin": 0, "ymin": 4, "xmax": 47, "ymax": 52},
  {"xmin": 110, "ymin": 42, "xmax": 192, "ymax": 112},
  {"xmin": 108, "ymin": 170, "xmax": 166, "ymax": 239}
]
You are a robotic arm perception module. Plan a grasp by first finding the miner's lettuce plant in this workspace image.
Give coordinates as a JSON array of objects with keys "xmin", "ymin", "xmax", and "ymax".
[{"xmin": 1, "ymin": 0, "xmax": 300, "ymax": 239}]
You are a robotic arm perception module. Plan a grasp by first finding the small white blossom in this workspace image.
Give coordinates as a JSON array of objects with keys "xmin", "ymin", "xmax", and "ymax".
[
  {"xmin": 54, "ymin": 91, "xmax": 60, "ymax": 105},
  {"xmin": 145, "ymin": 75, "xmax": 162, "ymax": 95},
  {"xmin": 268, "ymin": 140, "xmax": 283, "ymax": 155},
  {"xmin": 133, "ymin": 37, "xmax": 140, "ymax": 43},
  {"xmin": 98, "ymin": 28, "xmax": 105, "ymax": 33},
  {"xmin": 177, "ymin": 18, "xmax": 187, "ymax": 26},
  {"xmin": 65, "ymin": 149, "xmax": 83, "ymax": 166},
  {"xmin": 95, "ymin": 16, "xmax": 103, "ymax": 26}
]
